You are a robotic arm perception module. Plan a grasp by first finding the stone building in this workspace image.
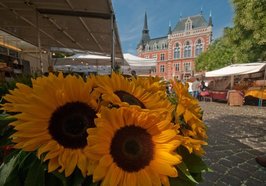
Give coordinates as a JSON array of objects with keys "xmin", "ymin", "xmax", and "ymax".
[{"xmin": 137, "ymin": 12, "xmax": 213, "ymax": 80}]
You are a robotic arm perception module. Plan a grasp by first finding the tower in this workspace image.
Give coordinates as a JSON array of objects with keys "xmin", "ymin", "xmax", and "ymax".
[{"xmin": 139, "ymin": 12, "xmax": 150, "ymax": 45}]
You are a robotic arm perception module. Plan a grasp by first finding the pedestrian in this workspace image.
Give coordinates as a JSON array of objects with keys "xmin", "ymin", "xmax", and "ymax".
[
  {"xmin": 200, "ymin": 80, "xmax": 206, "ymax": 91},
  {"xmin": 192, "ymin": 78, "xmax": 200, "ymax": 99}
]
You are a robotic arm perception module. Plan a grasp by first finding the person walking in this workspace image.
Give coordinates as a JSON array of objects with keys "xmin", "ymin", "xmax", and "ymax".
[{"xmin": 192, "ymin": 78, "xmax": 200, "ymax": 99}]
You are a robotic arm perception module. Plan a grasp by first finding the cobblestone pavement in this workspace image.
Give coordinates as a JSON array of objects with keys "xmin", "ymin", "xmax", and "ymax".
[{"xmin": 198, "ymin": 102, "xmax": 266, "ymax": 186}]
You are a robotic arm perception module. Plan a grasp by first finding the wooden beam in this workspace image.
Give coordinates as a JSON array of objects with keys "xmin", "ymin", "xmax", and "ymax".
[{"xmin": 37, "ymin": 9, "xmax": 111, "ymax": 19}]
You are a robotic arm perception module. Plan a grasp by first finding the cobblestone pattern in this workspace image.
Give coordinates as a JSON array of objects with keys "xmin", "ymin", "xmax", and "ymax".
[{"xmin": 198, "ymin": 102, "xmax": 266, "ymax": 186}]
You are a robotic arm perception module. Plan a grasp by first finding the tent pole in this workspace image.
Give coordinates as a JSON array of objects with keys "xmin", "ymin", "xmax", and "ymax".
[
  {"xmin": 36, "ymin": 11, "xmax": 43, "ymax": 74},
  {"xmin": 259, "ymin": 63, "xmax": 266, "ymax": 107},
  {"xmin": 111, "ymin": 13, "xmax": 115, "ymax": 73},
  {"xmin": 230, "ymin": 75, "xmax": 234, "ymax": 89}
]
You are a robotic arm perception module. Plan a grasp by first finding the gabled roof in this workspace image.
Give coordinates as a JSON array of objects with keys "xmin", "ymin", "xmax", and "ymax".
[
  {"xmin": 172, "ymin": 14, "xmax": 208, "ymax": 33},
  {"xmin": 144, "ymin": 36, "xmax": 168, "ymax": 46}
]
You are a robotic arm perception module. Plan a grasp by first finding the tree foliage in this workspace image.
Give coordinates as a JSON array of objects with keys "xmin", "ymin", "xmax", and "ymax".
[{"xmin": 196, "ymin": 0, "xmax": 266, "ymax": 71}]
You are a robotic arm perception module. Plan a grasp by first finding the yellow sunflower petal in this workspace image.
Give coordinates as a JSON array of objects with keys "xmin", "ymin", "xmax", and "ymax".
[
  {"xmin": 109, "ymin": 164, "xmax": 123, "ymax": 186},
  {"xmin": 137, "ymin": 169, "xmax": 152, "ymax": 186},
  {"xmin": 48, "ymin": 158, "xmax": 60, "ymax": 173},
  {"xmin": 150, "ymin": 160, "xmax": 178, "ymax": 177},
  {"xmin": 93, "ymin": 165, "xmax": 108, "ymax": 182}
]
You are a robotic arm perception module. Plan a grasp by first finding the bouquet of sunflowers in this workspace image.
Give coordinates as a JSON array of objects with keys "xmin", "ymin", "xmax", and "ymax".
[{"xmin": 0, "ymin": 72, "xmax": 210, "ymax": 186}]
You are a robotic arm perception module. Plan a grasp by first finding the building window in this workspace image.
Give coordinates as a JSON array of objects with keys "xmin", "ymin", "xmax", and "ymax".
[
  {"xmin": 173, "ymin": 43, "xmax": 180, "ymax": 59},
  {"xmin": 195, "ymin": 39, "xmax": 203, "ymax": 56},
  {"xmin": 184, "ymin": 41, "xmax": 191, "ymax": 58},
  {"xmin": 174, "ymin": 63, "xmax": 180, "ymax": 71},
  {"xmin": 184, "ymin": 75, "xmax": 190, "ymax": 81},
  {"xmin": 160, "ymin": 53, "xmax": 165, "ymax": 61},
  {"xmin": 185, "ymin": 18, "xmax": 192, "ymax": 30},
  {"xmin": 145, "ymin": 44, "xmax": 149, "ymax": 51},
  {"xmin": 184, "ymin": 62, "xmax": 191, "ymax": 72},
  {"xmin": 152, "ymin": 54, "xmax": 157, "ymax": 60},
  {"xmin": 160, "ymin": 65, "xmax": 165, "ymax": 72},
  {"xmin": 153, "ymin": 43, "xmax": 158, "ymax": 50},
  {"xmin": 162, "ymin": 43, "xmax": 166, "ymax": 50}
]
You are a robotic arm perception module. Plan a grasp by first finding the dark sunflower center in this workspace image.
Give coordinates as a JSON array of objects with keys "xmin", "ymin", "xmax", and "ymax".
[
  {"xmin": 114, "ymin": 90, "xmax": 146, "ymax": 108},
  {"xmin": 110, "ymin": 125, "xmax": 154, "ymax": 172},
  {"xmin": 49, "ymin": 102, "xmax": 96, "ymax": 149},
  {"xmin": 124, "ymin": 139, "xmax": 140, "ymax": 157}
]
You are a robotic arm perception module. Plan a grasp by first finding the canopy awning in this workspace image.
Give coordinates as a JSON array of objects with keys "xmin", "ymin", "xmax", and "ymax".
[
  {"xmin": 0, "ymin": 0, "xmax": 123, "ymax": 58},
  {"xmin": 54, "ymin": 53, "xmax": 157, "ymax": 75},
  {"xmin": 205, "ymin": 62, "xmax": 266, "ymax": 77},
  {"xmin": 123, "ymin": 53, "xmax": 157, "ymax": 67},
  {"xmin": 54, "ymin": 52, "xmax": 126, "ymax": 66}
]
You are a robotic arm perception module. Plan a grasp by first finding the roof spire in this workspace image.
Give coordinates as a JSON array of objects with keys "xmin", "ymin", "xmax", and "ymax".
[
  {"xmin": 138, "ymin": 11, "xmax": 150, "ymax": 46},
  {"xmin": 179, "ymin": 12, "xmax": 182, "ymax": 21},
  {"xmin": 208, "ymin": 10, "xmax": 213, "ymax": 26},
  {"xmin": 168, "ymin": 20, "xmax": 172, "ymax": 35},
  {"xmin": 143, "ymin": 11, "xmax": 148, "ymax": 31}
]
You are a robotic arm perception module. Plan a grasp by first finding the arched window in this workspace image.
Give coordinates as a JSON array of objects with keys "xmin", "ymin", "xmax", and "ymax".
[
  {"xmin": 162, "ymin": 43, "xmax": 165, "ymax": 49},
  {"xmin": 184, "ymin": 41, "xmax": 191, "ymax": 58},
  {"xmin": 185, "ymin": 18, "xmax": 192, "ymax": 30},
  {"xmin": 153, "ymin": 43, "xmax": 157, "ymax": 50},
  {"xmin": 145, "ymin": 44, "xmax": 149, "ymax": 51},
  {"xmin": 173, "ymin": 43, "xmax": 180, "ymax": 59},
  {"xmin": 195, "ymin": 39, "xmax": 203, "ymax": 56},
  {"xmin": 160, "ymin": 65, "xmax": 165, "ymax": 72}
]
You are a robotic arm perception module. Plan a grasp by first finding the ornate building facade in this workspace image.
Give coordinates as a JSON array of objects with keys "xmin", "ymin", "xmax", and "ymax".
[{"xmin": 137, "ymin": 12, "xmax": 213, "ymax": 80}]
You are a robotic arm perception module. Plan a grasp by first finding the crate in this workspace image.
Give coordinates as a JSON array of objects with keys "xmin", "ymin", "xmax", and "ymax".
[{"xmin": 227, "ymin": 90, "xmax": 244, "ymax": 106}]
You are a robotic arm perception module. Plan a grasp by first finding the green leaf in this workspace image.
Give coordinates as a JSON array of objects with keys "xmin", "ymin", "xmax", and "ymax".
[
  {"xmin": 24, "ymin": 158, "xmax": 45, "ymax": 186},
  {"xmin": 176, "ymin": 162, "xmax": 198, "ymax": 184},
  {"xmin": 178, "ymin": 146, "xmax": 209, "ymax": 173},
  {"xmin": 78, "ymin": 176, "xmax": 95, "ymax": 186},
  {"xmin": 0, "ymin": 150, "xmax": 25, "ymax": 185},
  {"xmin": 18, "ymin": 152, "xmax": 35, "ymax": 170},
  {"xmin": 0, "ymin": 115, "xmax": 15, "ymax": 136},
  {"xmin": 191, "ymin": 172, "xmax": 203, "ymax": 183},
  {"xmin": 169, "ymin": 170, "xmax": 197, "ymax": 186},
  {"xmin": 51, "ymin": 171, "xmax": 68, "ymax": 186},
  {"xmin": 45, "ymin": 173, "xmax": 64, "ymax": 186},
  {"xmin": 68, "ymin": 168, "xmax": 85, "ymax": 186}
]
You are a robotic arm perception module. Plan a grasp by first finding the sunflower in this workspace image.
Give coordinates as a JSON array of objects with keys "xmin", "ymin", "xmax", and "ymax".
[
  {"xmin": 2, "ymin": 73, "xmax": 99, "ymax": 177},
  {"xmin": 95, "ymin": 73, "xmax": 173, "ymax": 111},
  {"xmin": 86, "ymin": 107, "xmax": 182, "ymax": 186},
  {"xmin": 133, "ymin": 76, "xmax": 168, "ymax": 99},
  {"xmin": 171, "ymin": 80, "xmax": 207, "ymax": 155}
]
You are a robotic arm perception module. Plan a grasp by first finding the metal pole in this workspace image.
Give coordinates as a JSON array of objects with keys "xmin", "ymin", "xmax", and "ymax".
[
  {"xmin": 36, "ymin": 11, "xmax": 43, "ymax": 74},
  {"xmin": 259, "ymin": 63, "xmax": 266, "ymax": 107},
  {"xmin": 111, "ymin": 13, "xmax": 115, "ymax": 73}
]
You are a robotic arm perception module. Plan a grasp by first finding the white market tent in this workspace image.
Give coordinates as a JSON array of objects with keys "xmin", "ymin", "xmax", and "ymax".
[
  {"xmin": 54, "ymin": 53, "xmax": 157, "ymax": 75},
  {"xmin": 122, "ymin": 53, "xmax": 156, "ymax": 75},
  {"xmin": 123, "ymin": 53, "xmax": 156, "ymax": 67},
  {"xmin": 205, "ymin": 62, "xmax": 266, "ymax": 93},
  {"xmin": 205, "ymin": 63, "xmax": 266, "ymax": 77}
]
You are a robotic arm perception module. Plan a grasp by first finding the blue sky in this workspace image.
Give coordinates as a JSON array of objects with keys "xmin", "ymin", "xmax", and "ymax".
[{"xmin": 113, "ymin": 0, "xmax": 234, "ymax": 55}]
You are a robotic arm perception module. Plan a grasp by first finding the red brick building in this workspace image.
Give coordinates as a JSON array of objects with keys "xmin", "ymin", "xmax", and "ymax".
[{"xmin": 137, "ymin": 12, "xmax": 213, "ymax": 80}]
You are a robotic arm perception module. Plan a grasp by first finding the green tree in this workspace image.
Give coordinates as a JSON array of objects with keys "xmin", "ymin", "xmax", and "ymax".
[
  {"xmin": 230, "ymin": 0, "xmax": 266, "ymax": 62},
  {"xmin": 196, "ymin": 30, "xmax": 235, "ymax": 71}
]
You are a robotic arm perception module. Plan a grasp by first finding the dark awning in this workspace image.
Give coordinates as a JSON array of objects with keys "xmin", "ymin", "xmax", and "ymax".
[{"xmin": 0, "ymin": 0, "xmax": 123, "ymax": 58}]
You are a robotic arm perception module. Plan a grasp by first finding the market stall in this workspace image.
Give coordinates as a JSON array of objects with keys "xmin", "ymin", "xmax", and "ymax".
[{"xmin": 205, "ymin": 62, "xmax": 266, "ymax": 105}]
